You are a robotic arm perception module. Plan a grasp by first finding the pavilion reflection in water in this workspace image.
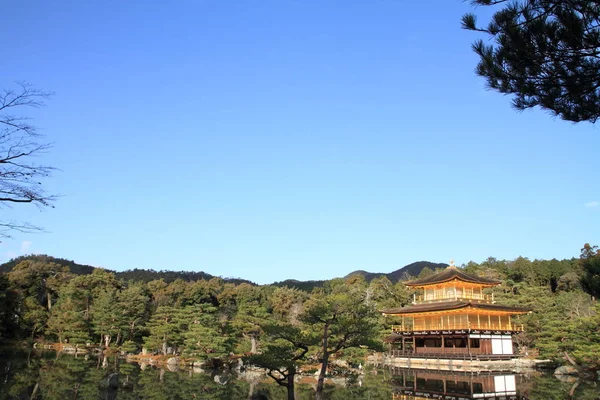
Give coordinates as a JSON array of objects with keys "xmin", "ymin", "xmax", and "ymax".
[{"xmin": 390, "ymin": 367, "xmax": 526, "ymax": 400}]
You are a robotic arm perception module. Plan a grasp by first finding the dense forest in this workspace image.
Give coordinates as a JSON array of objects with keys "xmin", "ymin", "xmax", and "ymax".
[{"xmin": 0, "ymin": 245, "xmax": 599, "ymax": 395}]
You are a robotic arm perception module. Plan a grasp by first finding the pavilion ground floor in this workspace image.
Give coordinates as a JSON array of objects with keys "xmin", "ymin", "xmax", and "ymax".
[{"xmin": 386, "ymin": 329, "xmax": 521, "ymax": 360}]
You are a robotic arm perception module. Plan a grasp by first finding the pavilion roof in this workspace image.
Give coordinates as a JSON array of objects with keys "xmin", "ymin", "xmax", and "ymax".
[
  {"xmin": 380, "ymin": 300, "xmax": 530, "ymax": 316},
  {"xmin": 405, "ymin": 266, "xmax": 501, "ymax": 287}
]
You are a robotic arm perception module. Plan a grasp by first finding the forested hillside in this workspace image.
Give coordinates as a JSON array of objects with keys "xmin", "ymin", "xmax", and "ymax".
[
  {"xmin": 0, "ymin": 255, "xmax": 96, "ymax": 275},
  {"xmin": 0, "ymin": 255, "xmax": 253, "ymax": 285},
  {"xmin": 114, "ymin": 269, "xmax": 254, "ymax": 285},
  {"xmin": 0, "ymin": 245, "xmax": 598, "ymax": 377},
  {"xmin": 270, "ymin": 278, "xmax": 327, "ymax": 292},
  {"xmin": 0, "ymin": 256, "xmax": 444, "ymax": 289}
]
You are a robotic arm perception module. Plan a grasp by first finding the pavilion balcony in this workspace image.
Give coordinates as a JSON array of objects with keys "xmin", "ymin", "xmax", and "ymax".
[
  {"xmin": 413, "ymin": 293, "xmax": 494, "ymax": 304},
  {"xmin": 387, "ymin": 349, "xmax": 519, "ymax": 360},
  {"xmin": 391, "ymin": 322, "xmax": 524, "ymax": 333}
]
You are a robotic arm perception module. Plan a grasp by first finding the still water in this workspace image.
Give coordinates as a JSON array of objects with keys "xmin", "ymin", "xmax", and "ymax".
[{"xmin": 0, "ymin": 349, "xmax": 597, "ymax": 399}]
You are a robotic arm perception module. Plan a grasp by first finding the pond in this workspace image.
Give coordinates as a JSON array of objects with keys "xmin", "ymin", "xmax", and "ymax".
[{"xmin": 0, "ymin": 349, "xmax": 597, "ymax": 399}]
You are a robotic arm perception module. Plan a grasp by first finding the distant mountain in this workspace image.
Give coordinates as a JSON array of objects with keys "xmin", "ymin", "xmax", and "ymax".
[
  {"xmin": 271, "ymin": 261, "xmax": 448, "ymax": 292},
  {"xmin": 345, "ymin": 261, "xmax": 449, "ymax": 283},
  {"xmin": 343, "ymin": 270, "xmax": 382, "ymax": 282}
]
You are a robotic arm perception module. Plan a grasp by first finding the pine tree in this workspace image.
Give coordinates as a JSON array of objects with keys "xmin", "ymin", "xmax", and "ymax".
[
  {"xmin": 117, "ymin": 283, "xmax": 151, "ymax": 342},
  {"xmin": 183, "ymin": 305, "xmax": 232, "ymax": 359},
  {"xmin": 580, "ymin": 243, "xmax": 600, "ymax": 298},
  {"xmin": 46, "ymin": 296, "xmax": 90, "ymax": 344},
  {"xmin": 0, "ymin": 274, "xmax": 18, "ymax": 340},
  {"xmin": 301, "ymin": 279, "xmax": 381, "ymax": 399},
  {"xmin": 143, "ymin": 306, "xmax": 192, "ymax": 354},
  {"xmin": 463, "ymin": 0, "xmax": 600, "ymax": 122},
  {"xmin": 245, "ymin": 323, "xmax": 314, "ymax": 400},
  {"xmin": 91, "ymin": 288, "xmax": 121, "ymax": 347}
]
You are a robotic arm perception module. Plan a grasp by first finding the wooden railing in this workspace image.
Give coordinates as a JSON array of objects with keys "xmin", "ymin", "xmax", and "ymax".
[
  {"xmin": 391, "ymin": 323, "xmax": 524, "ymax": 333},
  {"xmin": 414, "ymin": 293, "xmax": 493, "ymax": 304},
  {"xmin": 388, "ymin": 350, "xmax": 520, "ymax": 360}
]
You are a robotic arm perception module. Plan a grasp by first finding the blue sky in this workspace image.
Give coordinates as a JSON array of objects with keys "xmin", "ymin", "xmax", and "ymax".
[{"xmin": 2, "ymin": 0, "xmax": 598, "ymax": 284}]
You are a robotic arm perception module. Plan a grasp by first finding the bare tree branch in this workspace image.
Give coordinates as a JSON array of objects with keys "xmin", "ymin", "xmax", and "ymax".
[{"xmin": 0, "ymin": 82, "xmax": 55, "ymax": 238}]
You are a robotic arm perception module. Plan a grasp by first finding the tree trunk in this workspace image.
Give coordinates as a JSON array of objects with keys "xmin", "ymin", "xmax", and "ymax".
[
  {"xmin": 30, "ymin": 382, "xmax": 39, "ymax": 400},
  {"xmin": 287, "ymin": 371, "xmax": 295, "ymax": 400},
  {"xmin": 46, "ymin": 292, "xmax": 52, "ymax": 311},
  {"xmin": 316, "ymin": 323, "xmax": 329, "ymax": 398},
  {"xmin": 564, "ymin": 351, "xmax": 580, "ymax": 368},
  {"xmin": 250, "ymin": 335, "xmax": 257, "ymax": 354},
  {"xmin": 130, "ymin": 321, "xmax": 136, "ymax": 339}
]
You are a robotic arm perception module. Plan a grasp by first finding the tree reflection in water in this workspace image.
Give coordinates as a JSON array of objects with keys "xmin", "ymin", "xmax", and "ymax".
[{"xmin": 0, "ymin": 350, "xmax": 597, "ymax": 400}]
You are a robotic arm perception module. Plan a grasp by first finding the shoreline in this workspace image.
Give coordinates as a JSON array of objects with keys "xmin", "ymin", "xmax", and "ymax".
[
  {"xmin": 23, "ymin": 342, "xmax": 570, "ymax": 377},
  {"xmin": 367, "ymin": 352, "xmax": 553, "ymax": 373}
]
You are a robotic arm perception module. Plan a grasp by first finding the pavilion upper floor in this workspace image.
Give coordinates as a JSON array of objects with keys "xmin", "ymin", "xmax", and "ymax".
[{"xmin": 381, "ymin": 301, "xmax": 529, "ymax": 334}]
